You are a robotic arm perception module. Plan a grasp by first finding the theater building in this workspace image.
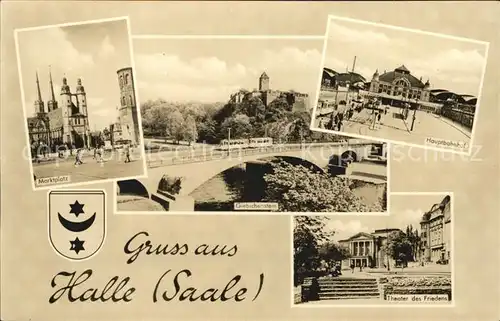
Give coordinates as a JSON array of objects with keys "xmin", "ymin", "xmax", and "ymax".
[
  {"xmin": 420, "ymin": 195, "xmax": 452, "ymax": 264},
  {"xmin": 339, "ymin": 228, "xmax": 401, "ymax": 268}
]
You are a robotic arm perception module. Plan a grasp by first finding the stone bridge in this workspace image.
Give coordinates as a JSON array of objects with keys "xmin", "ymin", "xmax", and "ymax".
[{"xmin": 117, "ymin": 141, "xmax": 386, "ymax": 211}]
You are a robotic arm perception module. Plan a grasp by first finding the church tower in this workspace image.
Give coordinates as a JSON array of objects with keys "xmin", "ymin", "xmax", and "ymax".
[
  {"xmin": 117, "ymin": 67, "xmax": 139, "ymax": 145},
  {"xmin": 47, "ymin": 68, "xmax": 58, "ymax": 112},
  {"xmin": 259, "ymin": 72, "xmax": 269, "ymax": 91},
  {"xmin": 60, "ymin": 77, "xmax": 73, "ymax": 146},
  {"xmin": 75, "ymin": 78, "xmax": 87, "ymax": 116},
  {"xmin": 34, "ymin": 72, "xmax": 45, "ymax": 115},
  {"xmin": 370, "ymin": 69, "xmax": 380, "ymax": 93}
]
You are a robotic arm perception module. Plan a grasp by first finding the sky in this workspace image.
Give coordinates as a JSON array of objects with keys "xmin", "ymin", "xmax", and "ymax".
[
  {"xmin": 17, "ymin": 18, "xmax": 132, "ymax": 131},
  {"xmin": 323, "ymin": 18, "xmax": 488, "ymax": 97},
  {"xmin": 133, "ymin": 38, "xmax": 324, "ymax": 104},
  {"xmin": 321, "ymin": 194, "xmax": 451, "ymax": 242}
]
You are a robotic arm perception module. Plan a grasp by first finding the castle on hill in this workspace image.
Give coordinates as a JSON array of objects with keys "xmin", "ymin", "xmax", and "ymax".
[{"xmin": 229, "ymin": 72, "xmax": 310, "ymax": 112}]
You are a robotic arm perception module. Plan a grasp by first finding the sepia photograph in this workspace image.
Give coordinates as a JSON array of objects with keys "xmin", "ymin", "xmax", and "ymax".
[
  {"xmin": 115, "ymin": 37, "xmax": 389, "ymax": 214},
  {"xmin": 293, "ymin": 193, "xmax": 453, "ymax": 306},
  {"xmin": 311, "ymin": 16, "xmax": 489, "ymax": 155},
  {"xmin": 15, "ymin": 17, "xmax": 146, "ymax": 190}
]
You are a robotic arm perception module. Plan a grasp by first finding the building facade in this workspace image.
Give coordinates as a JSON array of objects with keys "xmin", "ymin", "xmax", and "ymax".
[
  {"xmin": 368, "ymin": 65, "xmax": 431, "ymax": 108},
  {"xmin": 27, "ymin": 71, "xmax": 91, "ymax": 154},
  {"xmin": 230, "ymin": 72, "xmax": 310, "ymax": 112},
  {"xmin": 339, "ymin": 228, "xmax": 401, "ymax": 268},
  {"xmin": 420, "ymin": 195, "xmax": 452, "ymax": 264},
  {"xmin": 116, "ymin": 67, "xmax": 140, "ymax": 145}
]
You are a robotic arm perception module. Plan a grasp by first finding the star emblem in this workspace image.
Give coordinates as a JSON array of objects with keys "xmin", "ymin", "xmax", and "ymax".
[
  {"xmin": 69, "ymin": 200, "xmax": 85, "ymax": 217},
  {"xmin": 69, "ymin": 237, "xmax": 85, "ymax": 254}
]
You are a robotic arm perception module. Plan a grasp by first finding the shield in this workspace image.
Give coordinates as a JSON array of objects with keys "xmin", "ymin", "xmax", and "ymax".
[{"xmin": 48, "ymin": 190, "xmax": 106, "ymax": 261}]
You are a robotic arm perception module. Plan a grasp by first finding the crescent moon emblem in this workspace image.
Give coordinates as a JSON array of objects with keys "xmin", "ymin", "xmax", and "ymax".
[{"xmin": 58, "ymin": 212, "xmax": 96, "ymax": 232}]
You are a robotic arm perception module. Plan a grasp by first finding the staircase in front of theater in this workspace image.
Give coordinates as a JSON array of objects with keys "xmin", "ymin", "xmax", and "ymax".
[{"xmin": 317, "ymin": 277, "xmax": 380, "ymax": 300}]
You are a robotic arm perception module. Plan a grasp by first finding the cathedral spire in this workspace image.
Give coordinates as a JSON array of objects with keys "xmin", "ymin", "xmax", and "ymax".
[
  {"xmin": 36, "ymin": 71, "xmax": 43, "ymax": 102},
  {"xmin": 34, "ymin": 71, "xmax": 45, "ymax": 114},
  {"xmin": 49, "ymin": 66, "xmax": 56, "ymax": 101}
]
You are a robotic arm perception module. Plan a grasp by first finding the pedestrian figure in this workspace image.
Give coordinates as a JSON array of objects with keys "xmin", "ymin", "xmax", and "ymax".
[
  {"xmin": 93, "ymin": 147, "xmax": 97, "ymax": 159},
  {"xmin": 124, "ymin": 144, "xmax": 131, "ymax": 163},
  {"xmin": 74, "ymin": 148, "xmax": 83, "ymax": 166},
  {"xmin": 337, "ymin": 119, "xmax": 343, "ymax": 131},
  {"xmin": 350, "ymin": 263, "xmax": 355, "ymax": 274},
  {"xmin": 377, "ymin": 112, "xmax": 382, "ymax": 123},
  {"xmin": 95, "ymin": 145, "xmax": 103, "ymax": 163}
]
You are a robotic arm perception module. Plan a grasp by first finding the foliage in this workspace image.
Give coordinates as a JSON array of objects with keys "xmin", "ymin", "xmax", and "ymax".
[
  {"xmin": 318, "ymin": 241, "xmax": 351, "ymax": 271},
  {"xmin": 389, "ymin": 276, "xmax": 451, "ymax": 287},
  {"xmin": 405, "ymin": 225, "xmax": 421, "ymax": 261},
  {"xmin": 141, "ymin": 99, "xmax": 224, "ymax": 143},
  {"xmin": 166, "ymin": 109, "xmax": 186, "ymax": 144},
  {"xmin": 183, "ymin": 115, "xmax": 198, "ymax": 145},
  {"xmin": 383, "ymin": 230, "xmax": 414, "ymax": 266},
  {"xmin": 197, "ymin": 119, "xmax": 218, "ymax": 144},
  {"xmin": 263, "ymin": 161, "xmax": 381, "ymax": 212},
  {"xmin": 220, "ymin": 114, "xmax": 253, "ymax": 139},
  {"xmin": 293, "ymin": 216, "xmax": 330, "ymax": 286},
  {"xmin": 140, "ymin": 90, "xmax": 349, "ymax": 145}
]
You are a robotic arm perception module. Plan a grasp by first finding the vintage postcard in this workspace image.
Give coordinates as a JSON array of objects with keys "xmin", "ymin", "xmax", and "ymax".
[
  {"xmin": 114, "ymin": 37, "xmax": 389, "ymax": 214},
  {"xmin": 293, "ymin": 193, "xmax": 453, "ymax": 306},
  {"xmin": 311, "ymin": 15, "xmax": 489, "ymax": 156},
  {"xmin": 1, "ymin": 2, "xmax": 499, "ymax": 321},
  {"xmin": 14, "ymin": 17, "xmax": 147, "ymax": 190}
]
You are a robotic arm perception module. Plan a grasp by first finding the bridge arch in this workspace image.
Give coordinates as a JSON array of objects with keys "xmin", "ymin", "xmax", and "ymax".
[{"xmin": 117, "ymin": 179, "xmax": 149, "ymax": 198}]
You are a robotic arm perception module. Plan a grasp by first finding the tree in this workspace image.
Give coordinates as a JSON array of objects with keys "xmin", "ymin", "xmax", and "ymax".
[
  {"xmin": 383, "ymin": 230, "xmax": 413, "ymax": 269},
  {"xmin": 287, "ymin": 111, "xmax": 313, "ymax": 142},
  {"xmin": 166, "ymin": 109, "xmax": 186, "ymax": 144},
  {"xmin": 265, "ymin": 97, "xmax": 289, "ymax": 122},
  {"xmin": 293, "ymin": 216, "xmax": 329, "ymax": 286},
  {"xmin": 197, "ymin": 118, "xmax": 218, "ymax": 144},
  {"xmin": 405, "ymin": 225, "xmax": 421, "ymax": 262},
  {"xmin": 239, "ymin": 96, "xmax": 266, "ymax": 118},
  {"xmin": 142, "ymin": 104, "xmax": 172, "ymax": 138},
  {"xmin": 183, "ymin": 115, "xmax": 198, "ymax": 146},
  {"xmin": 220, "ymin": 114, "xmax": 252, "ymax": 139},
  {"xmin": 263, "ymin": 161, "xmax": 381, "ymax": 212},
  {"xmin": 318, "ymin": 241, "xmax": 351, "ymax": 272}
]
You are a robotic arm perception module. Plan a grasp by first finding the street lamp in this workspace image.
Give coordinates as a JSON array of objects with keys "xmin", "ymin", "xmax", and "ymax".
[
  {"xmin": 410, "ymin": 99, "xmax": 419, "ymax": 132},
  {"xmin": 227, "ymin": 127, "xmax": 231, "ymax": 155}
]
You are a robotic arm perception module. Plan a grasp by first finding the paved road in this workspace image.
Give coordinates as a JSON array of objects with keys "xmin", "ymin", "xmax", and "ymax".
[
  {"xmin": 315, "ymin": 106, "xmax": 471, "ymax": 150},
  {"xmin": 33, "ymin": 152, "xmax": 145, "ymax": 187}
]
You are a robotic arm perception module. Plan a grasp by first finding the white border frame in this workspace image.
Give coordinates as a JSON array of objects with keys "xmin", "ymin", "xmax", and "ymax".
[
  {"xmin": 114, "ymin": 141, "xmax": 390, "ymax": 215},
  {"xmin": 113, "ymin": 33, "xmax": 391, "ymax": 216},
  {"xmin": 290, "ymin": 191, "xmax": 455, "ymax": 308},
  {"xmin": 310, "ymin": 14, "xmax": 490, "ymax": 157},
  {"xmin": 14, "ymin": 16, "xmax": 148, "ymax": 191}
]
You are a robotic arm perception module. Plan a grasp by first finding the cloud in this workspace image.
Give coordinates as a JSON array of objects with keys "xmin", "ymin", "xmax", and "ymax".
[
  {"xmin": 326, "ymin": 219, "xmax": 370, "ymax": 241},
  {"xmin": 323, "ymin": 56, "xmax": 373, "ymax": 79},
  {"xmin": 409, "ymin": 49, "xmax": 485, "ymax": 79},
  {"xmin": 135, "ymin": 46, "xmax": 323, "ymax": 102},
  {"xmin": 255, "ymin": 47, "xmax": 323, "ymax": 94},
  {"xmin": 260, "ymin": 47, "xmax": 323, "ymax": 72},
  {"xmin": 98, "ymin": 35, "xmax": 116, "ymax": 59},
  {"xmin": 390, "ymin": 209, "xmax": 424, "ymax": 230},
  {"xmin": 135, "ymin": 53, "xmax": 248, "ymax": 86},
  {"xmin": 137, "ymin": 80, "xmax": 240, "ymax": 103},
  {"xmin": 328, "ymin": 20, "xmax": 404, "ymax": 46},
  {"xmin": 18, "ymin": 27, "xmax": 94, "ymax": 72}
]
